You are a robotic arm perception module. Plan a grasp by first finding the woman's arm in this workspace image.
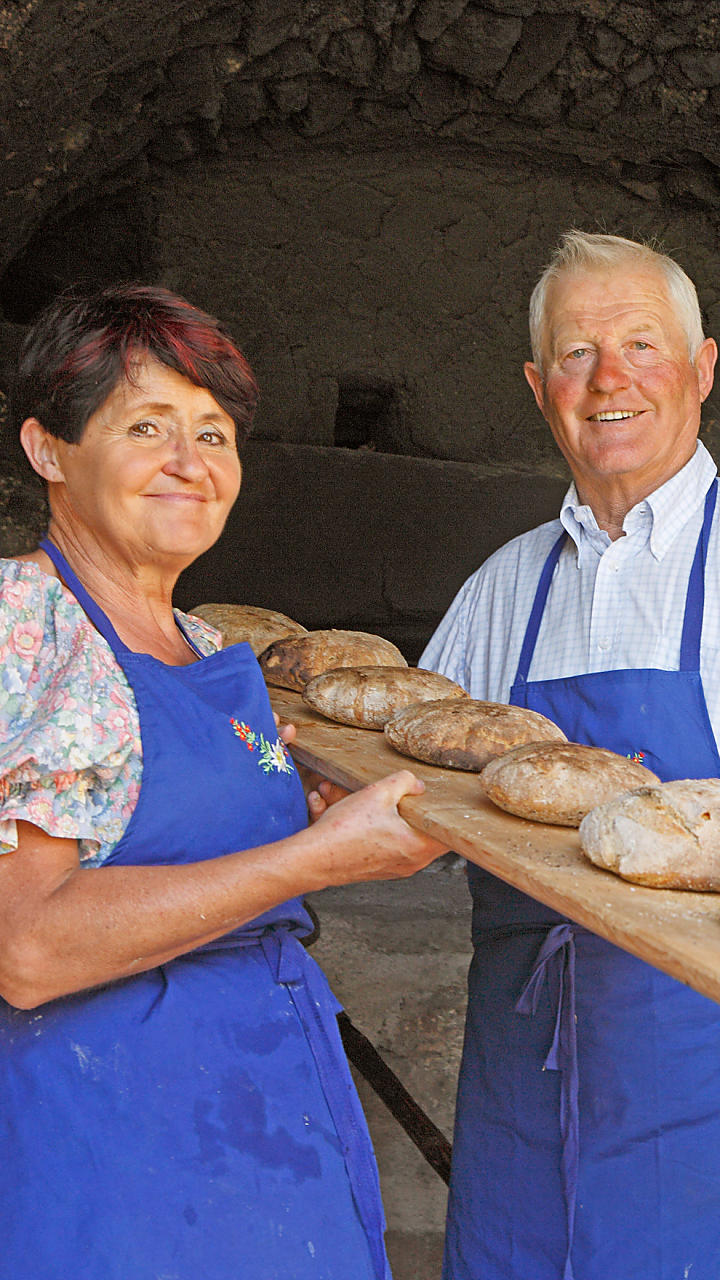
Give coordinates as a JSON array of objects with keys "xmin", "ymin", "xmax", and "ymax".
[{"xmin": 0, "ymin": 771, "xmax": 447, "ymax": 1009}]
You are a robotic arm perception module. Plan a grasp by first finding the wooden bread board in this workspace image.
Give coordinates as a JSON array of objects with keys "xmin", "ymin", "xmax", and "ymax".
[{"xmin": 271, "ymin": 688, "xmax": 720, "ymax": 1005}]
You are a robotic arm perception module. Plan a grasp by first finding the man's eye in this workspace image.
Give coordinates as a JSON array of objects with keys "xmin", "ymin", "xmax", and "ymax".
[
  {"xmin": 567, "ymin": 348, "xmax": 588, "ymax": 360},
  {"xmin": 631, "ymin": 341, "xmax": 649, "ymax": 350}
]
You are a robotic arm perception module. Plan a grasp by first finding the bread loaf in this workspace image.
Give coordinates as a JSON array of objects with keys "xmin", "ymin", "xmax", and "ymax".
[
  {"xmin": 259, "ymin": 629, "xmax": 407, "ymax": 692},
  {"xmin": 481, "ymin": 742, "xmax": 659, "ymax": 827},
  {"xmin": 302, "ymin": 666, "xmax": 468, "ymax": 729},
  {"xmin": 189, "ymin": 603, "xmax": 307, "ymax": 655},
  {"xmin": 383, "ymin": 698, "xmax": 566, "ymax": 771},
  {"xmin": 580, "ymin": 779, "xmax": 720, "ymax": 889}
]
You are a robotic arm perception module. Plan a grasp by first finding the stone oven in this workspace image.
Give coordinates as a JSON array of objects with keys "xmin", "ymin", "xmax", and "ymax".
[{"xmin": 2, "ymin": 0, "xmax": 720, "ymax": 654}]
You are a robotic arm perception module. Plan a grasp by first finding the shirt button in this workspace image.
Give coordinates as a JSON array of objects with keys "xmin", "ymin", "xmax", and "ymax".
[{"xmin": 598, "ymin": 639, "xmax": 611, "ymax": 652}]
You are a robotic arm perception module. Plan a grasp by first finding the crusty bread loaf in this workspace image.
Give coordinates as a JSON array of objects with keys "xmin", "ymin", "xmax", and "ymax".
[
  {"xmin": 383, "ymin": 698, "xmax": 566, "ymax": 771},
  {"xmin": 188, "ymin": 603, "xmax": 307, "ymax": 655},
  {"xmin": 302, "ymin": 666, "xmax": 468, "ymax": 729},
  {"xmin": 259, "ymin": 629, "xmax": 407, "ymax": 692},
  {"xmin": 481, "ymin": 742, "xmax": 659, "ymax": 827},
  {"xmin": 579, "ymin": 779, "xmax": 720, "ymax": 889}
]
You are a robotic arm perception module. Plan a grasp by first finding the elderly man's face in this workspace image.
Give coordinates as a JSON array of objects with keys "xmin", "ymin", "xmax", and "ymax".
[{"xmin": 524, "ymin": 266, "xmax": 717, "ymax": 506}]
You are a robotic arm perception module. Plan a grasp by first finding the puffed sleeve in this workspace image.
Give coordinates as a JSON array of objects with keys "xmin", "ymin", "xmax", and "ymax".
[{"xmin": 0, "ymin": 561, "xmax": 142, "ymax": 864}]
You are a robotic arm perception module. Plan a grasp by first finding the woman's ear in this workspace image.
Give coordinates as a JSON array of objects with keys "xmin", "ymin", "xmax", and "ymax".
[{"xmin": 19, "ymin": 419, "xmax": 66, "ymax": 482}]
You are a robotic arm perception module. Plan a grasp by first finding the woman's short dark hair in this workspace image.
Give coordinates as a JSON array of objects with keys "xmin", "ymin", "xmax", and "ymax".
[{"xmin": 12, "ymin": 283, "xmax": 259, "ymax": 446}]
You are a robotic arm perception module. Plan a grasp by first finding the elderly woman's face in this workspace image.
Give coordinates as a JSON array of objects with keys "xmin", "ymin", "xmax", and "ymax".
[{"xmin": 48, "ymin": 355, "xmax": 242, "ymax": 567}]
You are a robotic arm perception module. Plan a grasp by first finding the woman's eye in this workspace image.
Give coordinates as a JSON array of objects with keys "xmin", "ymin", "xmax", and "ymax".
[
  {"xmin": 129, "ymin": 420, "xmax": 158, "ymax": 437},
  {"xmin": 198, "ymin": 429, "xmax": 229, "ymax": 446}
]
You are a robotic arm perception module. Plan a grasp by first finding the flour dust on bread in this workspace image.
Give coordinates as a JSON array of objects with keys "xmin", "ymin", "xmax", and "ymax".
[
  {"xmin": 481, "ymin": 742, "xmax": 660, "ymax": 827},
  {"xmin": 259, "ymin": 630, "xmax": 407, "ymax": 691},
  {"xmin": 580, "ymin": 778, "xmax": 720, "ymax": 889},
  {"xmin": 302, "ymin": 666, "xmax": 468, "ymax": 729},
  {"xmin": 383, "ymin": 698, "xmax": 567, "ymax": 771},
  {"xmin": 189, "ymin": 603, "xmax": 307, "ymax": 655}
]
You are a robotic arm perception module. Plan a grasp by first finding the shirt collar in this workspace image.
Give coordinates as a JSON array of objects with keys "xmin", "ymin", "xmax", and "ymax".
[{"xmin": 559, "ymin": 441, "xmax": 718, "ymax": 562}]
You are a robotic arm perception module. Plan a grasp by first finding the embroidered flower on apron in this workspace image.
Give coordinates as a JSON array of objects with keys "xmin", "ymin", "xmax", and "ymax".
[{"xmin": 230, "ymin": 717, "xmax": 295, "ymax": 774}]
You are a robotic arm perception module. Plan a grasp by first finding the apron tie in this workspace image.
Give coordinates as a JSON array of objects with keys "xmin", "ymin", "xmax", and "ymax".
[
  {"xmin": 260, "ymin": 929, "xmax": 389, "ymax": 1280},
  {"xmin": 516, "ymin": 923, "xmax": 582, "ymax": 1280}
]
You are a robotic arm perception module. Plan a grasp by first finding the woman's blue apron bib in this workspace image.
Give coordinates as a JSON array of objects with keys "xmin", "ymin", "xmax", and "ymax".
[
  {"xmin": 0, "ymin": 541, "xmax": 390, "ymax": 1280},
  {"xmin": 444, "ymin": 482, "xmax": 720, "ymax": 1280}
]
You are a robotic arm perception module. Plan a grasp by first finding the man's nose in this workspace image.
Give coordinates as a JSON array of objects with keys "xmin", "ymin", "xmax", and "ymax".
[{"xmin": 588, "ymin": 346, "xmax": 631, "ymax": 393}]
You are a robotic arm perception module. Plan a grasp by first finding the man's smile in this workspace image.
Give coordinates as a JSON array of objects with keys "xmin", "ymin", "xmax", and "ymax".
[{"xmin": 588, "ymin": 410, "xmax": 645, "ymax": 422}]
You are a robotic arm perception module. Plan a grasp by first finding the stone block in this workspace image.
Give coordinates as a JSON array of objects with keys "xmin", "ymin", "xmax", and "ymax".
[
  {"xmin": 413, "ymin": 0, "xmax": 468, "ymax": 43},
  {"xmin": 496, "ymin": 11, "xmax": 576, "ymax": 103},
  {"xmin": 321, "ymin": 28, "xmax": 378, "ymax": 86},
  {"xmin": 678, "ymin": 48, "xmax": 720, "ymax": 90},
  {"xmin": 427, "ymin": 8, "xmax": 521, "ymax": 87},
  {"xmin": 382, "ymin": 28, "xmax": 423, "ymax": 92}
]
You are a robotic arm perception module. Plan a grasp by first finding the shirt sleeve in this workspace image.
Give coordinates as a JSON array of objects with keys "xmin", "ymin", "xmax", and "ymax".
[
  {"xmin": 419, "ymin": 580, "xmax": 473, "ymax": 685},
  {"xmin": 0, "ymin": 561, "xmax": 142, "ymax": 862}
]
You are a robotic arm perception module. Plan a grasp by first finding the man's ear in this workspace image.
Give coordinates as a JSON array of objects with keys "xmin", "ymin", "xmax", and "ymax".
[
  {"xmin": 524, "ymin": 362, "xmax": 547, "ymax": 419},
  {"xmin": 19, "ymin": 418, "xmax": 66, "ymax": 482},
  {"xmin": 696, "ymin": 337, "xmax": 717, "ymax": 404}
]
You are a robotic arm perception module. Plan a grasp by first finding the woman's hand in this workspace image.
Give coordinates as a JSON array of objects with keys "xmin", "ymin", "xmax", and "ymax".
[
  {"xmin": 303, "ymin": 770, "xmax": 449, "ymax": 885},
  {"xmin": 272, "ymin": 716, "xmax": 353, "ymax": 819},
  {"xmin": 273, "ymin": 712, "xmax": 296, "ymax": 746},
  {"xmin": 306, "ymin": 777, "xmax": 351, "ymax": 822}
]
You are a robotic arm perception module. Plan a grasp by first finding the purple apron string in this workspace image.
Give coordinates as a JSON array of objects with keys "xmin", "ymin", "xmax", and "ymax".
[
  {"xmin": 516, "ymin": 923, "xmax": 581, "ymax": 1280},
  {"xmin": 260, "ymin": 931, "xmax": 389, "ymax": 1280}
]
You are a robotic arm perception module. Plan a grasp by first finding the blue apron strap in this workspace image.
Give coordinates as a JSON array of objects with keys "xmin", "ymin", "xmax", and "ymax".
[
  {"xmin": 39, "ymin": 537, "xmax": 204, "ymax": 659},
  {"xmin": 679, "ymin": 480, "xmax": 717, "ymax": 671},
  {"xmin": 40, "ymin": 537, "xmax": 131, "ymax": 654},
  {"xmin": 260, "ymin": 931, "xmax": 388, "ymax": 1280},
  {"xmin": 516, "ymin": 923, "xmax": 580, "ymax": 1280},
  {"xmin": 513, "ymin": 530, "xmax": 567, "ymax": 686}
]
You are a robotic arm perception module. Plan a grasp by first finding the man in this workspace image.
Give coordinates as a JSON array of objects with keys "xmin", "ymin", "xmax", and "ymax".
[{"xmin": 422, "ymin": 231, "xmax": 720, "ymax": 1280}]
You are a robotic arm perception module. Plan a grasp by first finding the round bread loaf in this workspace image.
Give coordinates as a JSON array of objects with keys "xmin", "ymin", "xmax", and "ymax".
[
  {"xmin": 383, "ymin": 698, "xmax": 566, "ymax": 771},
  {"xmin": 189, "ymin": 603, "xmax": 307, "ymax": 655},
  {"xmin": 579, "ymin": 779, "xmax": 720, "ymax": 889},
  {"xmin": 481, "ymin": 742, "xmax": 660, "ymax": 827},
  {"xmin": 259, "ymin": 629, "xmax": 407, "ymax": 691},
  {"xmin": 302, "ymin": 666, "xmax": 468, "ymax": 729}
]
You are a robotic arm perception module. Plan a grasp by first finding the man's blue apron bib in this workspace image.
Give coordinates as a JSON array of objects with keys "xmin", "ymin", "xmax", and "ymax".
[
  {"xmin": 444, "ymin": 482, "xmax": 720, "ymax": 1280},
  {"xmin": 0, "ymin": 541, "xmax": 390, "ymax": 1280}
]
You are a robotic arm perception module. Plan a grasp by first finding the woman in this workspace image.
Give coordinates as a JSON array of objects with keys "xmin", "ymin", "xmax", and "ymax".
[{"xmin": 0, "ymin": 284, "xmax": 447, "ymax": 1279}]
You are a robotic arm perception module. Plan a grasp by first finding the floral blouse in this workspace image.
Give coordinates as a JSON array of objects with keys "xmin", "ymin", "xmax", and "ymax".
[{"xmin": 0, "ymin": 558, "xmax": 220, "ymax": 866}]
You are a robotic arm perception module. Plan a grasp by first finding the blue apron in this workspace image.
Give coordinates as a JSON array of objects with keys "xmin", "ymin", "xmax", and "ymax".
[
  {"xmin": 0, "ymin": 540, "xmax": 390, "ymax": 1280},
  {"xmin": 444, "ymin": 482, "xmax": 720, "ymax": 1280}
]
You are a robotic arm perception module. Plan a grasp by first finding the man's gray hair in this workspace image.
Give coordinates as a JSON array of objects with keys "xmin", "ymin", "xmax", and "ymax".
[{"xmin": 528, "ymin": 230, "xmax": 705, "ymax": 374}]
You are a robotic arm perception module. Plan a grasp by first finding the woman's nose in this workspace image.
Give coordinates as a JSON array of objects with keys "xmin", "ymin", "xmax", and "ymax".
[{"xmin": 161, "ymin": 434, "xmax": 208, "ymax": 480}]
